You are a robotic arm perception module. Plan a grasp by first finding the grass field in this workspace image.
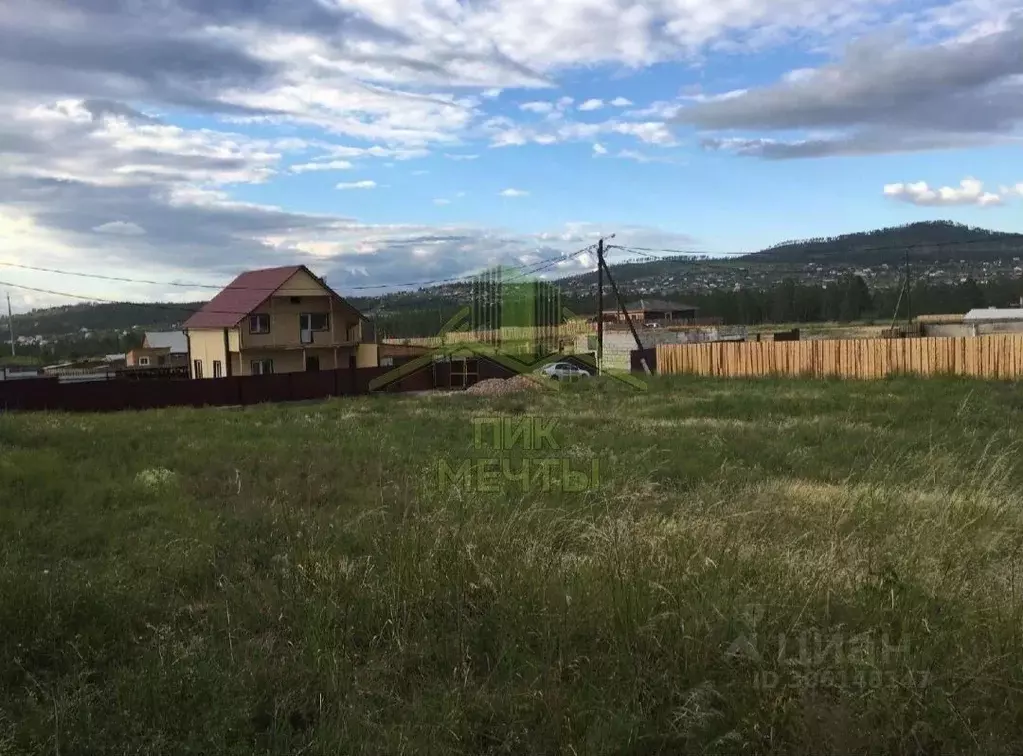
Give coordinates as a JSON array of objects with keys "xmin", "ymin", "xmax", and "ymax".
[{"xmin": 3, "ymin": 376, "xmax": 1023, "ymax": 754}]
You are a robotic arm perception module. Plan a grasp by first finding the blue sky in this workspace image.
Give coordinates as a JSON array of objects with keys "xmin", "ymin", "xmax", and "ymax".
[{"xmin": 0, "ymin": 0, "xmax": 1021, "ymax": 310}]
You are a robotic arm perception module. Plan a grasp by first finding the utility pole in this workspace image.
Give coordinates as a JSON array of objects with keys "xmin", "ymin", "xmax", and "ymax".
[
  {"xmin": 6, "ymin": 292, "xmax": 14, "ymax": 358},
  {"xmin": 905, "ymin": 247, "xmax": 912, "ymax": 329},
  {"xmin": 597, "ymin": 238, "xmax": 604, "ymax": 375},
  {"xmin": 601, "ymin": 253, "xmax": 650, "ymax": 375}
]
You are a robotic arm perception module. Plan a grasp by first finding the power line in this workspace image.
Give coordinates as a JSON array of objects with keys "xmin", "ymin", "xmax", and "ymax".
[
  {"xmin": 0, "ymin": 244, "xmax": 597, "ymax": 296},
  {"xmin": 0, "ymin": 243, "xmax": 602, "ymax": 319},
  {"xmin": 0, "ymin": 281, "xmax": 248, "ymax": 319},
  {"xmin": 5, "ymin": 234, "xmax": 1015, "ymax": 301}
]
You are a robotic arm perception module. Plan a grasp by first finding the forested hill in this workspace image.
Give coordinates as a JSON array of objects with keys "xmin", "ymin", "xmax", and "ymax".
[
  {"xmin": 5, "ymin": 220, "xmax": 1022, "ymax": 341},
  {"xmin": 750, "ymin": 221, "xmax": 1023, "ymax": 264},
  {"xmin": 3, "ymin": 301, "xmax": 204, "ymax": 337}
]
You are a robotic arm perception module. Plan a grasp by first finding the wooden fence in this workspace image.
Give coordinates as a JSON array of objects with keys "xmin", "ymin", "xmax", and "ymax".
[{"xmin": 655, "ymin": 334, "xmax": 1023, "ymax": 381}]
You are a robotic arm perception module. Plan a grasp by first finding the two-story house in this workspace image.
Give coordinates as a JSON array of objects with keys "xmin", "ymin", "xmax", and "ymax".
[{"xmin": 182, "ymin": 265, "xmax": 375, "ymax": 378}]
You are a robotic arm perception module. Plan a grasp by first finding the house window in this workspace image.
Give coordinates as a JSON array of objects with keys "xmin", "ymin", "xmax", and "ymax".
[
  {"xmin": 213, "ymin": 360, "xmax": 223, "ymax": 378},
  {"xmin": 380, "ymin": 357, "xmax": 394, "ymax": 367},
  {"xmin": 193, "ymin": 360, "xmax": 204, "ymax": 379},
  {"xmin": 251, "ymin": 359, "xmax": 274, "ymax": 375},
  {"xmin": 300, "ymin": 313, "xmax": 330, "ymax": 344},
  {"xmin": 138, "ymin": 356, "xmax": 151, "ymax": 367},
  {"xmin": 249, "ymin": 314, "xmax": 271, "ymax": 334}
]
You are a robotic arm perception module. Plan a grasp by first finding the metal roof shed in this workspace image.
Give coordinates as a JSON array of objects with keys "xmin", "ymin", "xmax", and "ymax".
[{"xmin": 963, "ymin": 308, "xmax": 1023, "ymax": 323}]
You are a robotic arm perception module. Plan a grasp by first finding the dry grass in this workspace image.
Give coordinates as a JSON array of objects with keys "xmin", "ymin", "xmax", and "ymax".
[{"xmin": 2, "ymin": 375, "xmax": 1023, "ymax": 754}]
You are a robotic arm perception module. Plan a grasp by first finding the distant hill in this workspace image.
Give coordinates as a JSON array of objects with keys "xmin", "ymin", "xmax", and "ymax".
[
  {"xmin": 4, "ymin": 220, "xmax": 1022, "ymax": 342},
  {"xmin": 749, "ymin": 221, "xmax": 1023, "ymax": 265},
  {"xmin": 2, "ymin": 301, "xmax": 203, "ymax": 338}
]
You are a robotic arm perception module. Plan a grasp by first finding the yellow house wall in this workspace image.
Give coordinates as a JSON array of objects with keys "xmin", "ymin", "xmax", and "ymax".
[
  {"xmin": 238, "ymin": 347, "xmax": 356, "ymax": 375},
  {"xmin": 274, "ymin": 268, "xmax": 332, "ymax": 297},
  {"xmin": 240, "ymin": 270, "xmax": 362, "ymax": 351},
  {"xmin": 356, "ymin": 343, "xmax": 379, "ymax": 368},
  {"xmin": 188, "ymin": 329, "xmax": 228, "ymax": 379}
]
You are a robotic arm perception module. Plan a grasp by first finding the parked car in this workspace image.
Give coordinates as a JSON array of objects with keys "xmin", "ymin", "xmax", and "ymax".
[{"xmin": 538, "ymin": 362, "xmax": 592, "ymax": 381}]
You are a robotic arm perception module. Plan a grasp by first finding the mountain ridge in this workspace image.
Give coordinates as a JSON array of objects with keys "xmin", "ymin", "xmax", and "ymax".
[{"xmin": 4, "ymin": 221, "xmax": 1022, "ymax": 340}]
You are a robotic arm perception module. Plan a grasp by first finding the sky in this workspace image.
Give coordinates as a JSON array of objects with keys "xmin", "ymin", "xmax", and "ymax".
[{"xmin": 0, "ymin": 0, "xmax": 1021, "ymax": 312}]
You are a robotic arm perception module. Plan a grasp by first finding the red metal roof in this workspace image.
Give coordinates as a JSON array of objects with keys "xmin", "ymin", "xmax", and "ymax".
[{"xmin": 182, "ymin": 265, "xmax": 305, "ymax": 330}]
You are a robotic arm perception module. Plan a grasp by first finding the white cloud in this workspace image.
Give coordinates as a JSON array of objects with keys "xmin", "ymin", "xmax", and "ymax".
[
  {"xmin": 2, "ymin": 0, "xmax": 1016, "ymax": 311},
  {"xmin": 616, "ymin": 149, "xmax": 681, "ymax": 165},
  {"xmin": 290, "ymin": 160, "xmax": 354, "ymax": 173},
  {"xmin": 92, "ymin": 221, "xmax": 146, "ymax": 236},
  {"xmin": 610, "ymin": 121, "xmax": 677, "ymax": 145},
  {"xmin": 486, "ymin": 115, "xmax": 672, "ymax": 149},
  {"xmin": 322, "ymin": 145, "xmax": 428, "ymax": 160},
  {"xmin": 491, "ymin": 128, "xmax": 529, "ymax": 147},
  {"xmin": 882, "ymin": 178, "xmax": 1009, "ymax": 207},
  {"xmin": 500, "ymin": 188, "xmax": 529, "ymax": 197},
  {"xmin": 626, "ymin": 101, "xmax": 682, "ymax": 119},
  {"xmin": 433, "ymin": 198, "xmax": 451, "ymax": 205},
  {"xmin": 592, "ymin": 143, "xmax": 608, "ymax": 155},
  {"xmin": 579, "ymin": 99, "xmax": 604, "ymax": 111},
  {"xmin": 444, "ymin": 153, "xmax": 479, "ymax": 161},
  {"xmin": 336, "ymin": 180, "xmax": 377, "ymax": 190},
  {"xmin": 520, "ymin": 101, "xmax": 554, "ymax": 114},
  {"xmin": 0, "ymin": 99, "xmax": 284, "ymax": 188}
]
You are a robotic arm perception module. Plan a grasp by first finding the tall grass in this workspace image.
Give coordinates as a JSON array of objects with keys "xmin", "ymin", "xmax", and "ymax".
[{"xmin": 2, "ymin": 376, "xmax": 1023, "ymax": 754}]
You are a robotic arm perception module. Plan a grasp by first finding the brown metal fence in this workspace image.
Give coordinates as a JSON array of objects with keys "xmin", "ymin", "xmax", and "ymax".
[
  {"xmin": 0, "ymin": 364, "xmax": 435, "ymax": 413},
  {"xmin": 655, "ymin": 334, "xmax": 1023, "ymax": 380}
]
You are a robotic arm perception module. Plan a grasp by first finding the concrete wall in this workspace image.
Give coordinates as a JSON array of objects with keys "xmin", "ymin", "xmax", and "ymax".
[
  {"xmin": 577, "ymin": 327, "xmax": 748, "ymax": 371},
  {"xmin": 923, "ymin": 324, "xmax": 976, "ymax": 338},
  {"xmin": 924, "ymin": 321, "xmax": 1023, "ymax": 338}
]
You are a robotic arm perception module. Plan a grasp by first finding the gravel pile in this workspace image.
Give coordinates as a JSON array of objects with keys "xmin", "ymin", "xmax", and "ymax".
[{"xmin": 465, "ymin": 374, "xmax": 549, "ymax": 396}]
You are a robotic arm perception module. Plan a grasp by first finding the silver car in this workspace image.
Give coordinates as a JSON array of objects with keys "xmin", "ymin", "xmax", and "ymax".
[{"xmin": 538, "ymin": 362, "xmax": 592, "ymax": 381}]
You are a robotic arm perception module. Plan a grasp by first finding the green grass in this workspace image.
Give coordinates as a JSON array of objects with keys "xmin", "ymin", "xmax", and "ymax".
[{"xmin": 3, "ymin": 376, "xmax": 1023, "ymax": 754}]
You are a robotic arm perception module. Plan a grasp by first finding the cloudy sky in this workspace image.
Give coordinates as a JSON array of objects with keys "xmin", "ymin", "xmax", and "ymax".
[{"xmin": 1, "ymin": 0, "xmax": 1021, "ymax": 311}]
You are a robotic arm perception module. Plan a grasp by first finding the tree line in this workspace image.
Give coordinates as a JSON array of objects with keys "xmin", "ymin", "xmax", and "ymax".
[{"xmin": 568, "ymin": 275, "xmax": 1022, "ymax": 327}]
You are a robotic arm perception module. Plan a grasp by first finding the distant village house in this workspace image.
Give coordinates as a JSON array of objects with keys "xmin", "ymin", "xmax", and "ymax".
[{"xmin": 126, "ymin": 331, "xmax": 188, "ymax": 368}]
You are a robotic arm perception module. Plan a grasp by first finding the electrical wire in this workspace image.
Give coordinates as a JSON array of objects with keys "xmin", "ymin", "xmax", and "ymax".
[
  {"xmin": 5, "ymin": 233, "xmax": 1014, "ymax": 318},
  {"xmin": 0, "ymin": 241, "xmax": 605, "ymax": 317},
  {"xmin": 0, "ymin": 241, "xmax": 601, "ymax": 296}
]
